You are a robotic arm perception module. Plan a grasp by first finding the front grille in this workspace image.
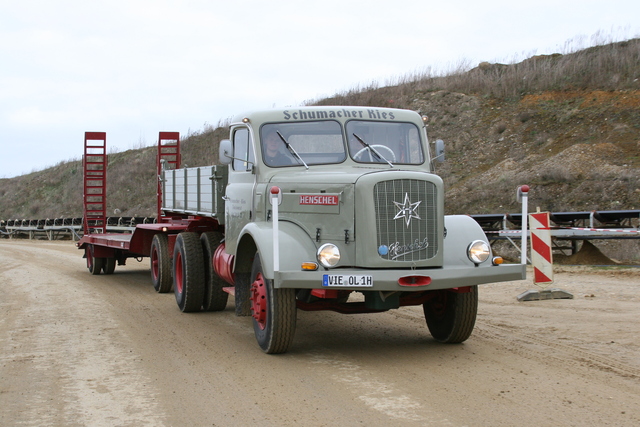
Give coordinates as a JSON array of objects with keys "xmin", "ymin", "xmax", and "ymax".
[{"xmin": 374, "ymin": 179, "xmax": 438, "ymax": 261}]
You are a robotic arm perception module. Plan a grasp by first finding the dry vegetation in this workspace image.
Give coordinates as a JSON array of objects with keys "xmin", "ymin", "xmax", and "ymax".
[
  {"xmin": 1, "ymin": 37, "xmax": 639, "ymax": 226},
  {"xmin": 311, "ymin": 36, "xmax": 640, "ymax": 106}
]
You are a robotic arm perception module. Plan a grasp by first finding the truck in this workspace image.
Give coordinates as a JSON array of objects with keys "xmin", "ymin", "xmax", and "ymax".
[{"xmin": 77, "ymin": 106, "xmax": 526, "ymax": 354}]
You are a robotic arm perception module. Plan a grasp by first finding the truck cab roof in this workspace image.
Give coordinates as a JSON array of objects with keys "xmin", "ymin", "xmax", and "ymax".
[{"xmin": 226, "ymin": 106, "xmax": 430, "ymax": 171}]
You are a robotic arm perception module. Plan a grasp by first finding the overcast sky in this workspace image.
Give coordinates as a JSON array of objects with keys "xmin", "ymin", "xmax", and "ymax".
[{"xmin": 1, "ymin": 0, "xmax": 638, "ymax": 178}]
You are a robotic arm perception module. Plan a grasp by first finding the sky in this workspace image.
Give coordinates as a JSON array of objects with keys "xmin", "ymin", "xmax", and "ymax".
[{"xmin": 1, "ymin": 0, "xmax": 639, "ymax": 178}]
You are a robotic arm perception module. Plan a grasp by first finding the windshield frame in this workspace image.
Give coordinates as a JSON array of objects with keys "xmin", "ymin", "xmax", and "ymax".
[
  {"xmin": 346, "ymin": 119, "xmax": 425, "ymax": 166},
  {"xmin": 259, "ymin": 120, "xmax": 347, "ymax": 168}
]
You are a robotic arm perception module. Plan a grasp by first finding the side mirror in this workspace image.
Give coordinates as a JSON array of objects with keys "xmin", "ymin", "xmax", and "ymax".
[
  {"xmin": 434, "ymin": 139, "xmax": 445, "ymax": 162},
  {"xmin": 219, "ymin": 139, "xmax": 232, "ymax": 165}
]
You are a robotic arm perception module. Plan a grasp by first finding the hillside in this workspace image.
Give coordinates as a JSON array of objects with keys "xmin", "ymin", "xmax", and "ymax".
[
  {"xmin": 417, "ymin": 88, "xmax": 640, "ymax": 215},
  {"xmin": 1, "ymin": 39, "xmax": 639, "ymax": 221}
]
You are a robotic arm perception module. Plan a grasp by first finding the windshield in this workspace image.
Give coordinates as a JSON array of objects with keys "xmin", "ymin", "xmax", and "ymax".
[
  {"xmin": 346, "ymin": 121, "xmax": 424, "ymax": 165},
  {"xmin": 260, "ymin": 121, "xmax": 346, "ymax": 167}
]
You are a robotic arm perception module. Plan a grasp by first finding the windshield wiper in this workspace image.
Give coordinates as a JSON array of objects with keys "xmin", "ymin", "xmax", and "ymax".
[
  {"xmin": 277, "ymin": 131, "xmax": 308, "ymax": 169},
  {"xmin": 352, "ymin": 133, "xmax": 393, "ymax": 167}
]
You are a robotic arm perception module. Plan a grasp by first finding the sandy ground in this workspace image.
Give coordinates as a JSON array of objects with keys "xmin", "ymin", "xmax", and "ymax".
[{"xmin": 1, "ymin": 240, "xmax": 639, "ymax": 426}]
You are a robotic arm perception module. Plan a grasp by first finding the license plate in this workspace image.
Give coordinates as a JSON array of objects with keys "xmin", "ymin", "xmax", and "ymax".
[{"xmin": 322, "ymin": 274, "xmax": 373, "ymax": 287}]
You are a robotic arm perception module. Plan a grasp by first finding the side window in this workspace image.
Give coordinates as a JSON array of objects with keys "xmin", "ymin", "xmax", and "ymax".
[{"xmin": 232, "ymin": 128, "xmax": 254, "ymax": 171}]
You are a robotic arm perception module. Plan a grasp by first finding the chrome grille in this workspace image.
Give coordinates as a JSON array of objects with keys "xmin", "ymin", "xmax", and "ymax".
[{"xmin": 374, "ymin": 179, "xmax": 438, "ymax": 261}]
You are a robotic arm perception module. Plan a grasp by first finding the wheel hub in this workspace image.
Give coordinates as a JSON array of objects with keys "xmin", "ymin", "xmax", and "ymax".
[
  {"xmin": 428, "ymin": 291, "xmax": 448, "ymax": 319},
  {"xmin": 250, "ymin": 273, "xmax": 267, "ymax": 330}
]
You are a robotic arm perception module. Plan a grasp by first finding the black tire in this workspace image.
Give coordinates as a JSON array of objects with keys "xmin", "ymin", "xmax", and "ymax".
[
  {"xmin": 250, "ymin": 253, "xmax": 296, "ymax": 354},
  {"xmin": 173, "ymin": 232, "xmax": 205, "ymax": 312},
  {"xmin": 86, "ymin": 245, "xmax": 104, "ymax": 275},
  {"xmin": 150, "ymin": 234, "xmax": 172, "ymax": 293},
  {"xmin": 200, "ymin": 232, "xmax": 229, "ymax": 311},
  {"xmin": 103, "ymin": 257, "xmax": 116, "ymax": 274},
  {"xmin": 423, "ymin": 286, "xmax": 478, "ymax": 343}
]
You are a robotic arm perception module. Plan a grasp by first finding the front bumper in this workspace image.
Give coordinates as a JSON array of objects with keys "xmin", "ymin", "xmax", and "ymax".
[{"xmin": 274, "ymin": 263, "xmax": 525, "ymax": 291}]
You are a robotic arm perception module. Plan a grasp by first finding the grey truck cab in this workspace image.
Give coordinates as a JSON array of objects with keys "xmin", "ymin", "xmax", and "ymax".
[{"xmin": 210, "ymin": 106, "xmax": 524, "ymax": 353}]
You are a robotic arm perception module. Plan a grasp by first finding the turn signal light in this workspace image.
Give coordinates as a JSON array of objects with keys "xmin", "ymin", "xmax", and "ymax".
[
  {"xmin": 492, "ymin": 256, "xmax": 504, "ymax": 265},
  {"xmin": 301, "ymin": 262, "xmax": 319, "ymax": 271}
]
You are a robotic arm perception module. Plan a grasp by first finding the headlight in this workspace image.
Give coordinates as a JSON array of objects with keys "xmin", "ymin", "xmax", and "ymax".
[
  {"xmin": 317, "ymin": 243, "xmax": 340, "ymax": 268},
  {"xmin": 467, "ymin": 240, "xmax": 491, "ymax": 264}
]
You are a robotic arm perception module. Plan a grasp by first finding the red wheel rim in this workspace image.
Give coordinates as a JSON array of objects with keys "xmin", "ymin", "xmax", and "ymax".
[
  {"xmin": 175, "ymin": 251, "xmax": 184, "ymax": 294},
  {"xmin": 250, "ymin": 273, "xmax": 267, "ymax": 330},
  {"xmin": 151, "ymin": 247, "xmax": 159, "ymax": 281}
]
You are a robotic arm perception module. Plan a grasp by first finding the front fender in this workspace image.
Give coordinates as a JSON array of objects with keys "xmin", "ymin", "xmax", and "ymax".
[
  {"xmin": 443, "ymin": 215, "xmax": 490, "ymax": 267},
  {"xmin": 238, "ymin": 220, "xmax": 318, "ymax": 279}
]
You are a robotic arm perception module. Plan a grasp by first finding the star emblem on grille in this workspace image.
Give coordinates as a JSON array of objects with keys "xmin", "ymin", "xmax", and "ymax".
[{"xmin": 393, "ymin": 193, "xmax": 422, "ymax": 227}]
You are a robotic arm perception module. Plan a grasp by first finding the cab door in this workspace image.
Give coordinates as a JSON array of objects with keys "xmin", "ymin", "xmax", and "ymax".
[{"xmin": 224, "ymin": 126, "xmax": 256, "ymax": 254}]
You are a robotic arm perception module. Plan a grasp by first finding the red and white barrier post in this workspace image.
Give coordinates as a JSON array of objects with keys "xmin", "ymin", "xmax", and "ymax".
[
  {"xmin": 516, "ymin": 186, "xmax": 573, "ymax": 301},
  {"xmin": 529, "ymin": 212, "xmax": 554, "ymax": 286}
]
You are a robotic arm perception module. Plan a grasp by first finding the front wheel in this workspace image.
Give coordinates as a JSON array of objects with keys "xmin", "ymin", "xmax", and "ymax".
[
  {"xmin": 250, "ymin": 253, "xmax": 296, "ymax": 354},
  {"xmin": 423, "ymin": 287, "xmax": 478, "ymax": 343}
]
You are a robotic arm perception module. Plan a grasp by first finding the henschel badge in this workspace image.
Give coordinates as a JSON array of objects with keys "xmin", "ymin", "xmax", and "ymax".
[{"xmin": 393, "ymin": 193, "xmax": 421, "ymax": 227}]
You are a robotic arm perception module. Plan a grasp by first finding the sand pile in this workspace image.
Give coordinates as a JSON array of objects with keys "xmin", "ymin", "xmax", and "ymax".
[{"xmin": 555, "ymin": 240, "xmax": 618, "ymax": 265}]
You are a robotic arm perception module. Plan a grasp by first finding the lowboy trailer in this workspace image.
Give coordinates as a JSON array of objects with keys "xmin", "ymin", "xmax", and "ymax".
[{"xmin": 77, "ymin": 107, "xmax": 526, "ymax": 354}]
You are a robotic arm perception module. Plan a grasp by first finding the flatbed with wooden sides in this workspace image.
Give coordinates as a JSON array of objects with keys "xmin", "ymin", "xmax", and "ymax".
[{"xmin": 77, "ymin": 107, "xmax": 526, "ymax": 354}]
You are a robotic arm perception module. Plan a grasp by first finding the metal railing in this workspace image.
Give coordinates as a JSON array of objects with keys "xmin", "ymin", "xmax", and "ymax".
[
  {"xmin": 471, "ymin": 209, "xmax": 639, "ymax": 257},
  {"xmin": 0, "ymin": 217, "xmax": 156, "ymax": 241}
]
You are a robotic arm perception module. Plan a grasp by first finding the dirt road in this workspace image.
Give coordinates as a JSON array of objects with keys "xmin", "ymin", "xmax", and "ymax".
[{"xmin": 1, "ymin": 240, "xmax": 639, "ymax": 426}]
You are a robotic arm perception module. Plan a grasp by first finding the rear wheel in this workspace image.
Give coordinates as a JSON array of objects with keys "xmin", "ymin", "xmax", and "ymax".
[
  {"xmin": 173, "ymin": 232, "xmax": 205, "ymax": 312},
  {"xmin": 200, "ymin": 232, "xmax": 229, "ymax": 311},
  {"xmin": 250, "ymin": 253, "xmax": 296, "ymax": 354},
  {"xmin": 151, "ymin": 234, "xmax": 172, "ymax": 293},
  {"xmin": 423, "ymin": 287, "xmax": 478, "ymax": 343},
  {"xmin": 86, "ymin": 245, "xmax": 104, "ymax": 275},
  {"xmin": 103, "ymin": 257, "xmax": 116, "ymax": 274}
]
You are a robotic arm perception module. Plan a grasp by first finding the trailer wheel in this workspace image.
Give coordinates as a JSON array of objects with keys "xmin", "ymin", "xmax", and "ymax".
[
  {"xmin": 250, "ymin": 253, "xmax": 296, "ymax": 354},
  {"xmin": 86, "ymin": 245, "xmax": 104, "ymax": 275},
  {"xmin": 200, "ymin": 232, "xmax": 229, "ymax": 311},
  {"xmin": 423, "ymin": 287, "xmax": 478, "ymax": 343},
  {"xmin": 103, "ymin": 257, "xmax": 116, "ymax": 274},
  {"xmin": 173, "ymin": 232, "xmax": 205, "ymax": 312},
  {"xmin": 151, "ymin": 234, "xmax": 172, "ymax": 293}
]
